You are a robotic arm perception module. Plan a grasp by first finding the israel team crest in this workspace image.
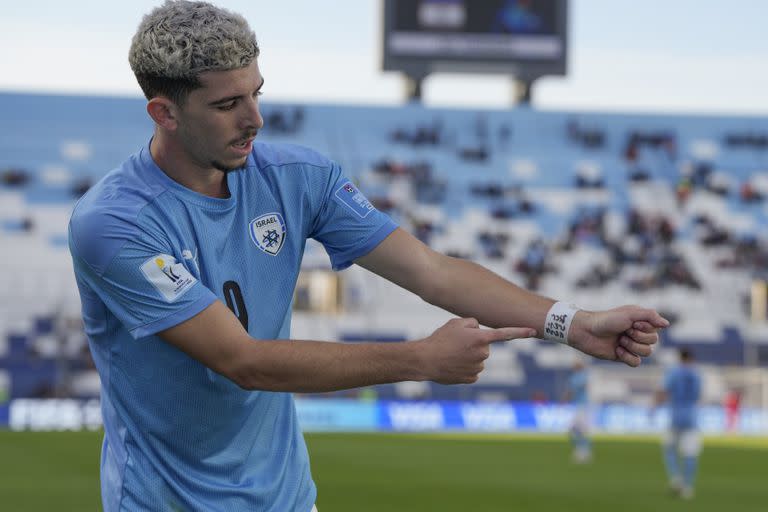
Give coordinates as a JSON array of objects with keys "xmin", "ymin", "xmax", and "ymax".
[{"xmin": 249, "ymin": 212, "xmax": 286, "ymax": 256}]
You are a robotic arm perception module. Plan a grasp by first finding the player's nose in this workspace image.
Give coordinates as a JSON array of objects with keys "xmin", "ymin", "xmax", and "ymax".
[{"xmin": 241, "ymin": 97, "xmax": 264, "ymax": 132}]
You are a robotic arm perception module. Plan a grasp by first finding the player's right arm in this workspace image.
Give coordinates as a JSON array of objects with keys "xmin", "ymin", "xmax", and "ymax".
[{"xmin": 158, "ymin": 301, "xmax": 536, "ymax": 393}]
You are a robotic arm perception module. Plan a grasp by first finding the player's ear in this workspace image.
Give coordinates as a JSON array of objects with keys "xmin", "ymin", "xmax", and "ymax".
[{"xmin": 147, "ymin": 97, "xmax": 179, "ymax": 130}]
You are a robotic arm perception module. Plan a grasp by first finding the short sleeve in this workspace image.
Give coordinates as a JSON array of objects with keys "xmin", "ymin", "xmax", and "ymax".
[
  {"xmin": 70, "ymin": 227, "xmax": 216, "ymax": 340},
  {"xmin": 309, "ymin": 163, "xmax": 397, "ymax": 270}
]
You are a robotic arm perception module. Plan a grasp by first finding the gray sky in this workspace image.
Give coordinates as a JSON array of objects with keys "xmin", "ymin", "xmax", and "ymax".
[{"xmin": 2, "ymin": 0, "xmax": 767, "ymax": 114}]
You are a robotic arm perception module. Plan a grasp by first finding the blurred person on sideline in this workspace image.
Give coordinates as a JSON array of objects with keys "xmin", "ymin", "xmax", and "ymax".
[
  {"xmin": 657, "ymin": 348, "xmax": 702, "ymax": 500},
  {"xmin": 563, "ymin": 359, "xmax": 592, "ymax": 463},
  {"xmin": 723, "ymin": 387, "xmax": 742, "ymax": 432},
  {"xmin": 67, "ymin": 1, "xmax": 669, "ymax": 510}
]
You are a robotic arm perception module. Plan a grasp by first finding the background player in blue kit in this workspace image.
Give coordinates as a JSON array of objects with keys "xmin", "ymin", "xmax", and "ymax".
[
  {"xmin": 68, "ymin": 1, "xmax": 669, "ymax": 510},
  {"xmin": 658, "ymin": 348, "xmax": 702, "ymax": 500},
  {"xmin": 564, "ymin": 360, "xmax": 592, "ymax": 463}
]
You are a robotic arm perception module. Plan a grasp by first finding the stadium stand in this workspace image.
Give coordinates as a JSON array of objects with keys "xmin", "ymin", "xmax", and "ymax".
[{"xmin": 1, "ymin": 92, "xmax": 768, "ymax": 407}]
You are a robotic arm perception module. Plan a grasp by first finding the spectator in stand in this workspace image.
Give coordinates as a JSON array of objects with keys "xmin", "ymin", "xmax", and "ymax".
[
  {"xmin": 676, "ymin": 177, "xmax": 692, "ymax": 207},
  {"xmin": 740, "ymin": 182, "xmax": 764, "ymax": 203}
]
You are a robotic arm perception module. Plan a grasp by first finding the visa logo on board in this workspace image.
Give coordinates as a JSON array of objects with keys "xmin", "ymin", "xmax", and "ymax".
[{"xmin": 387, "ymin": 403, "xmax": 445, "ymax": 430}]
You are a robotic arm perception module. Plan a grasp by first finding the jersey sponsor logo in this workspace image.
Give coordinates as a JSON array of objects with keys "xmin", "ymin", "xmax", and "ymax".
[
  {"xmin": 334, "ymin": 180, "xmax": 375, "ymax": 218},
  {"xmin": 139, "ymin": 254, "xmax": 197, "ymax": 302},
  {"xmin": 249, "ymin": 212, "xmax": 286, "ymax": 256}
]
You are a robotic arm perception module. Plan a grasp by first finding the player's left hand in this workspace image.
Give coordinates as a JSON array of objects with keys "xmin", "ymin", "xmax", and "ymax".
[{"xmin": 567, "ymin": 306, "xmax": 669, "ymax": 367}]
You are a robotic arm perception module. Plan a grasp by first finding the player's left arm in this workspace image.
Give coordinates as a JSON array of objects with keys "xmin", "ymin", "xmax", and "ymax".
[{"xmin": 355, "ymin": 228, "xmax": 669, "ymax": 367}]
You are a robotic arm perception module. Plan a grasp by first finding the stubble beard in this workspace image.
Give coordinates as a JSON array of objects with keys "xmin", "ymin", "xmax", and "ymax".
[
  {"xmin": 215, "ymin": 129, "xmax": 258, "ymax": 172},
  {"xmin": 212, "ymin": 156, "xmax": 248, "ymax": 173}
]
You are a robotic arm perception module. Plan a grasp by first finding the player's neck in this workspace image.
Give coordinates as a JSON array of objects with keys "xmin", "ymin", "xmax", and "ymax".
[{"xmin": 150, "ymin": 133, "xmax": 230, "ymax": 199}]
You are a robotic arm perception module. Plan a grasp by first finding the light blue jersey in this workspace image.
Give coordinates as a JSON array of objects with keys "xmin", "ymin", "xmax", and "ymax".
[
  {"xmin": 665, "ymin": 365, "xmax": 701, "ymax": 430},
  {"xmin": 69, "ymin": 141, "xmax": 397, "ymax": 512},
  {"xmin": 568, "ymin": 369, "xmax": 589, "ymax": 406}
]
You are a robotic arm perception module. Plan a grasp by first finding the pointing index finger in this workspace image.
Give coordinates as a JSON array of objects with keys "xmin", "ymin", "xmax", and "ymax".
[{"xmin": 640, "ymin": 311, "xmax": 670, "ymax": 328}]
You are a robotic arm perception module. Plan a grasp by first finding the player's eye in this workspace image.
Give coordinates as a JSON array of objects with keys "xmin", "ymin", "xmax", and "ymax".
[{"xmin": 217, "ymin": 100, "xmax": 237, "ymax": 111}]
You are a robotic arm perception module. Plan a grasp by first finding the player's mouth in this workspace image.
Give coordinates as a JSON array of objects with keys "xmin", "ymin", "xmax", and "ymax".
[{"xmin": 231, "ymin": 136, "xmax": 255, "ymax": 156}]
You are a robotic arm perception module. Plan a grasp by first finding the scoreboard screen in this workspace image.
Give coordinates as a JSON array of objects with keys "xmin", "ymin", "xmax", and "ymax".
[{"xmin": 382, "ymin": 0, "xmax": 568, "ymax": 79}]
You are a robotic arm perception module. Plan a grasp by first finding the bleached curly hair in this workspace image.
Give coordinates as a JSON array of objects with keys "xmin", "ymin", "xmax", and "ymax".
[{"xmin": 129, "ymin": 0, "xmax": 259, "ymax": 104}]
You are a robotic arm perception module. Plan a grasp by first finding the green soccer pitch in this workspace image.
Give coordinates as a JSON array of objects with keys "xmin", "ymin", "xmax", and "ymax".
[{"xmin": 1, "ymin": 430, "xmax": 766, "ymax": 511}]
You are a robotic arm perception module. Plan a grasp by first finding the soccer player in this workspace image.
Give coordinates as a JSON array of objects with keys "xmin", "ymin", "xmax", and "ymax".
[
  {"xmin": 564, "ymin": 360, "xmax": 592, "ymax": 463},
  {"xmin": 658, "ymin": 348, "xmax": 702, "ymax": 499},
  {"xmin": 67, "ymin": 1, "xmax": 669, "ymax": 510}
]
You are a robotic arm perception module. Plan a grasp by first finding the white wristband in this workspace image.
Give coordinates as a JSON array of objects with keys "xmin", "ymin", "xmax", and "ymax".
[{"xmin": 544, "ymin": 302, "xmax": 580, "ymax": 345}]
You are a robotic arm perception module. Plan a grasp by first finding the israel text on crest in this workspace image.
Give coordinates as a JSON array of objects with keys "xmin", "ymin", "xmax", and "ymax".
[{"xmin": 249, "ymin": 212, "xmax": 286, "ymax": 256}]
